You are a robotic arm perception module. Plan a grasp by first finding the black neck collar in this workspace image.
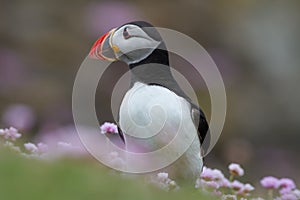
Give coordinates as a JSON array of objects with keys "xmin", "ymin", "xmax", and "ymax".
[{"xmin": 128, "ymin": 45, "xmax": 190, "ymax": 100}]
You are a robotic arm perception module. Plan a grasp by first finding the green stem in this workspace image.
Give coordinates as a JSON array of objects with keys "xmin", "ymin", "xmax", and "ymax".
[
  {"xmin": 268, "ymin": 189, "xmax": 273, "ymax": 200},
  {"xmin": 229, "ymin": 175, "xmax": 234, "ymax": 182}
]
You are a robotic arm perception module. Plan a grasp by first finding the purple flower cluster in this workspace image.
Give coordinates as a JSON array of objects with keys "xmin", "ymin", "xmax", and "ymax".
[
  {"xmin": 229, "ymin": 163, "xmax": 244, "ymax": 177},
  {"xmin": 0, "ymin": 126, "xmax": 86, "ymax": 158},
  {"xmin": 100, "ymin": 122, "xmax": 118, "ymax": 134},
  {"xmin": 0, "ymin": 127, "xmax": 21, "ymax": 141},
  {"xmin": 24, "ymin": 142, "xmax": 48, "ymax": 154},
  {"xmin": 1, "ymin": 122, "xmax": 120, "ymax": 158},
  {"xmin": 196, "ymin": 165, "xmax": 254, "ymax": 198},
  {"xmin": 150, "ymin": 172, "xmax": 179, "ymax": 191},
  {"xmin": 195, "ymin": 164, "xmax": 300, "ymax": 200},
  {"xmin": 261, "ymin": 176, "xmax": 300, "ymax": 200}
]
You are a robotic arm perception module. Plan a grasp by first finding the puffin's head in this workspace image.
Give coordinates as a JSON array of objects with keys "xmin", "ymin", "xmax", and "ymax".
[{"xmin": 89, "ymin": 21, "xmax": 164, "ymax": 65}]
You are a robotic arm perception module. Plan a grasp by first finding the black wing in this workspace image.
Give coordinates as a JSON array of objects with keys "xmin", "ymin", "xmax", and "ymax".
[
  {"xmin": 191, "ymin": 103, "xmax": 210, "ymax": 156},
  {"xmin": 117, "ymin": 125, "xmax": 125, "ymax": 143}
]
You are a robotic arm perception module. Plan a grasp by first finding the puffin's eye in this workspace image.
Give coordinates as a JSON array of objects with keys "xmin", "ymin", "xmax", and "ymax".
[{"xmin": 123, "ymin": 27, "xmax": 131, "ymax": 39}]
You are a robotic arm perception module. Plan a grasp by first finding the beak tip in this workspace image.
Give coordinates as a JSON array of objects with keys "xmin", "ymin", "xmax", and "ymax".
[
  {"xmin": 87, "ymin": 48, "xmax": 98, "ymax": 59},
  {"xmin": 88, "ymin": 28, "xmax": 118, "ymax": 61}
]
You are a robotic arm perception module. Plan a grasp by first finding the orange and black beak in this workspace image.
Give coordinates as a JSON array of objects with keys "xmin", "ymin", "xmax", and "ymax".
[{"xmin": 88, "ymin": 28, "xmax": 119, "ymax": 61}]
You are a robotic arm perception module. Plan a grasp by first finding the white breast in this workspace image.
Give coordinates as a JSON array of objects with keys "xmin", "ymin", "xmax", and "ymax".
[
  {"xmin": 120, "ymin": 82, "xmax": 186, "ymax": 140},
  {"xmin": 119, "ymin": 82, "xmax": 202, "ymax": 180}
]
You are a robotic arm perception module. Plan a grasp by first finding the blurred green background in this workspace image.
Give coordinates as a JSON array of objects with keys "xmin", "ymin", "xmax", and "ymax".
[
  {"xmin": 0, "ymin": 149, "xmax": 210, "ymax": 200},
  {"xmin": 0, "ymin": 0, "xmax": 300, "ymax": 189}
]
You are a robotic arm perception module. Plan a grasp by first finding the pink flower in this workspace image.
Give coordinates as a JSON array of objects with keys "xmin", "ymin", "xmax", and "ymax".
[
  {"xmin": 218, "ymin": 177, "xmax": 231, "ymax": 188},
  {"xmin": 279, "ymin": 179, "xmax": 297, "ymax": 197},
  {"xmin": 196, "ymin": 179, "xmax": 220, "ymax": 190},
  {"xmin": 242, "ymin": 183, "xmax": 255, "ymax": 194},
  {"xmin": 152, "ymin": 172, "xmax": 179, "ymax": 191},
  {"xmin": 24, "ymin": 143, "xmax": 38, "ymax": 153},
  {"xmin": 279, "ymin": 178, "xmax": 296, "ymax": 191},
  {"xmin": 280, "ymin": 193, "xmax": 298, "ymax": 200},
  {"xmin": 212, "ymin": 169, "xmax": 225, "ymax": 181},
  {"xmin": 233, "ymin": 183, "xmax": 255, "ymax": 196},
  {"xmin": 228, "ymin": 163, "xmax": 244, "ymax": 176},
  {"xmin": 156, "ymin": 172, "xmax": 170, "ymax": 184},
  {"xmin": 231, "ymin": 180, "xmax": 244, "ymax": 191},
  {"xmin": 201, "ymin": 166, "xmax": 225, "ymax": 181},
  {"xmin": 0, "ymin": 127, "xmax": 21, "ymax": 141},
  {"xmin": 200, "ymin": 167, "xmax": 214, "ymax": 181},
  {"xmin": 204, "ymin": 180, "xmax": 220, "ymax": 189},
  {"xmin": 260, "ymin": 176, "xmax": 280, "ymax": 189},
  {"xmin": 100, "ymin": 122, "xmax": 118, "ymax": 134}
]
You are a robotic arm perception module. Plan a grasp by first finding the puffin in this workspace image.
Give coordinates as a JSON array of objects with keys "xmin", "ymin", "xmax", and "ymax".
[{"xmin": 89, "ymin": 21, "xmax": 209, "ymax": 182}]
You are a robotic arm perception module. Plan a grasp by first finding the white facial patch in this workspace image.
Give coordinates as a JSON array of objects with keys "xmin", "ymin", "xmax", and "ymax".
[{"xmin": 111, "ymin": 25, "xmax": 161, "ymax": 64}]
